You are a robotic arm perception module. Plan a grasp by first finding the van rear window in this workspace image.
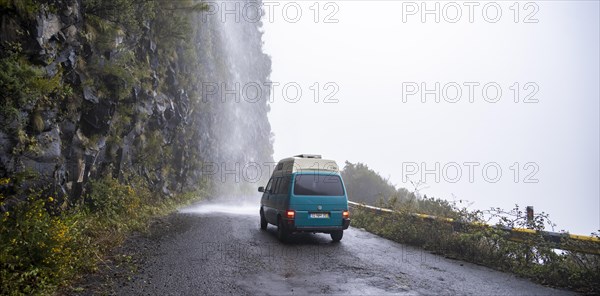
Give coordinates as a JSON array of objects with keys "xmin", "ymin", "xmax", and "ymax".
[{"xmin": 293, "ymin": 174, "xmax": 344, "ymax": 196}]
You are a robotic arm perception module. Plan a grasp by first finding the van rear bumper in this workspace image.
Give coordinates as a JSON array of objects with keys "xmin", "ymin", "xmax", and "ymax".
[{"xmin": 283, "ymin": 218, "xmax": 350, "ymax": 233}]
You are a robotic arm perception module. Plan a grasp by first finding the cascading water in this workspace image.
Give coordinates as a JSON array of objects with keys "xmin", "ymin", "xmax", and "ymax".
[{"xmin": 192, "ymin": 0, "xmax": 274, "ymax": 202}]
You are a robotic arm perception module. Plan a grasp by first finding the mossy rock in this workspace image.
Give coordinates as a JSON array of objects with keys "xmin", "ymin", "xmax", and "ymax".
[{"xmin": 31, "ymin": 111, "xmax": 44, "ymax": 133}]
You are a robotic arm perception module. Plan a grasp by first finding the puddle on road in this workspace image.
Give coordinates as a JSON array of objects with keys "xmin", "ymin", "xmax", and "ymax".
[{"xmin": 179, "ymin": 202, "xmax": 258, "ymax": 216}]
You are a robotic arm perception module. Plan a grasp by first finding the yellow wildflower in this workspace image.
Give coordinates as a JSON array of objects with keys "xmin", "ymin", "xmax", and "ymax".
[{"xmin": 48, "ymin": 196, "xmax": 54, "ymax": 202}]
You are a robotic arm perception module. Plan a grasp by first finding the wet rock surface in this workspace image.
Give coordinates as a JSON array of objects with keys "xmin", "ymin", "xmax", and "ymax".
[
  {"xmin": 70, "ymin": 202, "xmax": 573, "ymax": 296},
  {"xmin": 1, "ymin": 0, "xmax": 273, "ymax": 204}
]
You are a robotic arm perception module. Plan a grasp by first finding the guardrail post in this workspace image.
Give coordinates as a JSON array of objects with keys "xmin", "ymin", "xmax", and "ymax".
[
  {"xmin": 525, "ymin": 206, "xmax": 534, "ymax": 266},
  {"xmin": 526, "ymin": 206, "xmax": 534, "ymax": 228}
]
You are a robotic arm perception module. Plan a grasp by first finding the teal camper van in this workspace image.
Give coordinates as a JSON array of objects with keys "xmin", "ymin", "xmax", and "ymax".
[{"xmin": 258, "ymin": 154, "xmax": 350, "ymax": 242}]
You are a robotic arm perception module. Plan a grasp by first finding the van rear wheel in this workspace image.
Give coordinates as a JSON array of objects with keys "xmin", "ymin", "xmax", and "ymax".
[
  {"xmin": 260, "ymin": 211, "xmax": 267, "ymax": 230},
  {"xmin": 331, "ymin": 231, "xmax": 343, "ymax": 242},
  {"xmin": 277, "ymin": 217, "xmax": 289, "ymax": 242}
]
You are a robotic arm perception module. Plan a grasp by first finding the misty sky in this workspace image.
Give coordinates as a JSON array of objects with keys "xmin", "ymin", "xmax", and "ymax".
[{"xmin": 259, "ymin": 1, "xmax": 599, "ymax": 235}]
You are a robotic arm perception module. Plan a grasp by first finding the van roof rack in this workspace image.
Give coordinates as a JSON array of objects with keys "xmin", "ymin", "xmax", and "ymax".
[{"xmin": 294, "ymin": 154, "xmax": 322, "ymax": 159}]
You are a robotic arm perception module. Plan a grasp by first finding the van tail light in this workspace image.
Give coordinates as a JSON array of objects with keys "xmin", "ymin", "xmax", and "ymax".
[
  {"xmin": 343, "ymin": 210, "xmax": 350, "ymax": 219},
  {"xmin": 286, "ymin": 210, "xmax": 295, "ymax": 219}
]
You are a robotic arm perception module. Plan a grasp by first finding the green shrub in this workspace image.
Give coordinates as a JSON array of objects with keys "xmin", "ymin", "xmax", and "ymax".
[
  {"xmin": 0, "ymin": 0, "xmax": 39, "ymax": 19},
  {"xmin": 86, "ymin": 176, "xmax": 142, "ymax": 219},
  {"xmin": 0, "ymin": 176, "xmax": 204, "ymax": 295},
  {"xmin": 351, "ymin": 202, "xmax": 600, "ymax": 293},
  {"xmin": 83, "ymin": 0, "xmax": 152, "ymax": 35},
  {"xmin": 0, "ymin": 53, "xmax": 59, "ymax": 121},
  {"xmin": 0, "ymin": 196, "xmax": 91, "ymax": 295}
]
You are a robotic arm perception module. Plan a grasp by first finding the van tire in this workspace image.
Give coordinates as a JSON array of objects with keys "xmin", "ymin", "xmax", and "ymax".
[
  {"xmin": 331, "ymin": 231, "xmax": 343, "ymax": 242},
  {"xmin": 277, "ymin": 217, "xmax": 289, "ymax": 242},
  {"xmin": 260, "ymin": 211, "xmax": 268, "ymax": 230}
]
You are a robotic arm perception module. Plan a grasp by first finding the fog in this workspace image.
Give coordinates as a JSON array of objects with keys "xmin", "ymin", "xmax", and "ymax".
[
  {"xmin": 180, "ymin": 200, "xmax": 257, "ymax": 216},
  {"xmin": 262, "ymin": 1, "xmax": 599, "ymax": 235}
]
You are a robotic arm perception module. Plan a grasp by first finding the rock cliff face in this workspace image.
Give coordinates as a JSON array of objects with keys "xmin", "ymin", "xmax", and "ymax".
[{"xmin": 0, "ymin": 0, "xmax": 273, "ymax": 207}]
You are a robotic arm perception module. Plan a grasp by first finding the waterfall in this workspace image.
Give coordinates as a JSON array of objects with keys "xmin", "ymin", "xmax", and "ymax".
[{"xmin": 193, "ymin": 0, "xmax": 274, "ymax": 199}]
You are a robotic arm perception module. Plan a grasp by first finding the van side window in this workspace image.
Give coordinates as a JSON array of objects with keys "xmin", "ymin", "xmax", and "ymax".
[
  {"xmin": 279, "ymin": 176, "xmax": 290, "ymax": 195},
  {"xmin": 265, "ymin": 178, "xmax": 273, "ymax": 192},
  {"xmin": 272, "ymin": 178, "xmax": 280, "ymax": 194}
]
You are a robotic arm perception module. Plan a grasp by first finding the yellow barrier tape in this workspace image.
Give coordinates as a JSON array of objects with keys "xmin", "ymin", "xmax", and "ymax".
[
  {"xmin": 569, "ymin": 234, "xmax": 600, "ymax": 242},
  {"xmin": 349, "ymin": 200, "xmax": 600, "ymax": 246},
  {"xmin": 513, "ymin": 228, "xmax": 537, "ymax": 234}
]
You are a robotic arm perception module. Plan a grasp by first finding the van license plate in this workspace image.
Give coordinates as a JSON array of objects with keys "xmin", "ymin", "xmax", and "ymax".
[{"xmin": 310, "ymin": 213, "xmax": 329, "ymax": 218}]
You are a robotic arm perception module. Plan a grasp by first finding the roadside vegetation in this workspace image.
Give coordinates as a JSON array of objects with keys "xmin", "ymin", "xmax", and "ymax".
[
  {"xmin": 0, "ymin": 0, "xmax": 211, "ymax": 295},
  {"xmin": 0, "ymin": 175, "xmax": 205, "ymax": 295},
  {"xmin": 343, "ymin": 161, "xmax": 600, "ymax": 294}
]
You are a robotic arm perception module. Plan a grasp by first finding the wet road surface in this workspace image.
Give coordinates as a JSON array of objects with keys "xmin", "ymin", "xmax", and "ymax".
[{"xmin": 82, "ymin": 202, "xmax": 573, "ymax": 295}]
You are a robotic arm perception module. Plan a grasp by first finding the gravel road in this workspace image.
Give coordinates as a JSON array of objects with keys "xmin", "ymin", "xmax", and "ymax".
[{"xmin": 72, "ymin": 201, "xmax": 573, "ymax": 295}]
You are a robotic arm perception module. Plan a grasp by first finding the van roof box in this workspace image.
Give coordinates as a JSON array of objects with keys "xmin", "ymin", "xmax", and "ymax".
[
  {"xmin": 294, "ymin": 154, "xmax": 322, "ymax": 159},
  {"xmin": 273, "ymin": 155, "xmax": 338, "ymax": 175}
]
